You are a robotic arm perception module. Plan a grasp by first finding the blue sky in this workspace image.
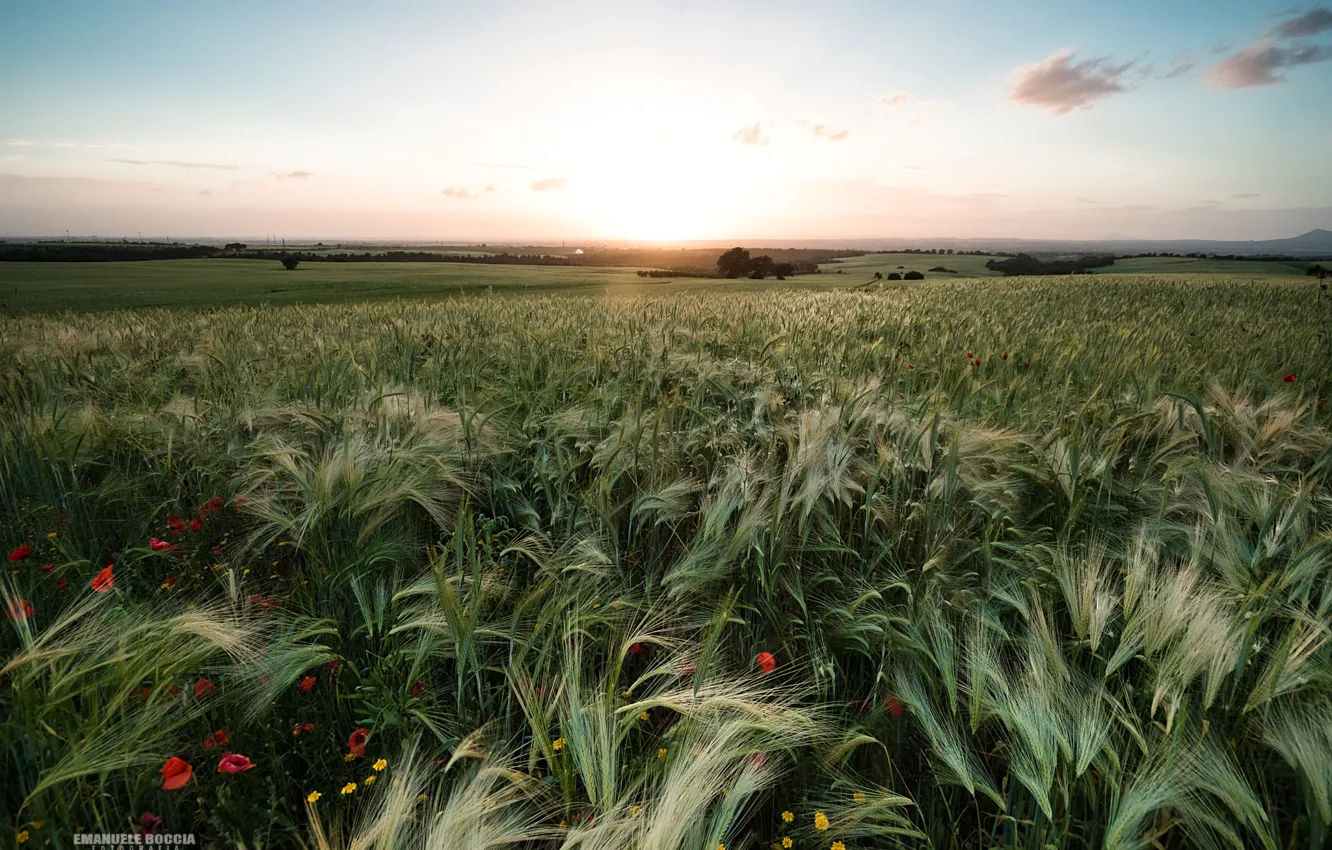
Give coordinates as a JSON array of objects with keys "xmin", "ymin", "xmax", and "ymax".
[{"xmin": 1, "ymin": 0, "xmax": 1329, "ymax": 241}]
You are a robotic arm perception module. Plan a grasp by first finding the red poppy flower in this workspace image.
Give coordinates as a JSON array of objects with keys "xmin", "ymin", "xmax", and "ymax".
[
  {"xmin": 1002, "ymin": 354, "xmax": 1008, "ymax": 361},
  {"xmin": 160, "ymin": 756, "xmax": 193, "ymax": 790},
  {"xmin": 627, "ymin": 642, "xmax": 648, "ymax": 655},
  {"xmin": 292, "ymin": 722, "xmax": 315, "ymax": 736},
  {"xmin": 233, "ymin": 494, "xmax": 248, "ymax": 508},
  {"xmin": 756, "ymin": 652, "xmax": 776, "ymax": 674},
  {"xmin": 907, "ymin": 363, "xmax": 915, "ymax": 370},
  {"xmin": 850, "ymin": 698, "xmax": 872, "ymax": 712},
  {"xmin": 91, "ymin": 565, "xmax": 114, "ymax": 593},
  {"xmin": 203, "ymin": 729, "xmax": 229, "ymax": 750},
  {"xmin": 150, "ymin": 538, "xmax": 170, "ymax": 551},
  {"xmin": 299, "ymin": 675, "xmax": 316, "ymax": 693},
  {"xmin": 966, "ymin": 351, "xmax": 973, "ymax": 358},
  {"xmin": 56, "ymin": 577, "xmax": 68, "ymax": 590},
  {"xmin": 898, "ymin": 393, "xmax": 905, "ymax": 400},
  {"xmin": 8, "ymin": 545, "xmax": 30, "ymax": 562},
  {"xmin": 39, "ymin": 563, "xmax": 54, "ymax": 574},
  {"xmin": 348, "ymin": 727, "xmax": 370, "ymax": 758},
  {"xmin": 7, "ymin": 599, "xmax": 34, "ymax": 621},
  {"xmin": 326, "ymin": 659, "xmax": 342, "ymax": 676},
  {"xmin": 1284, "ymin": 374, "xmax": 1296, "ymax": 383},
  {"xmin": 167, "ymin": 515, "xmax": 186, "ymax": 535},
  {"xmin": 410, "ymin": 678, "xmax": 427, "ymax": 698},
  {"xmin": 217, "ymin": 753, "xmax": 255, "ymax": 774},
  {"xmin": 886, "ymin": 695, "xmax": 905, "ymax": 717},
  {"xmin": 208, "ymin": 497, "xmax": 223, "ymax": 513},
  {"xmin": 189, "ymin": 518, "xmax": 204, "ymax": 533},
  {"xmin": 136, "ymin": 811, "xmax": 163, "ymax": 837},
  {"xmin": 194, "ymin": 678, "xmax": 215, "ymax": 698},
  {"xmin": 973, "ymin": 359, "xmax": 983, "ymax": 367}
]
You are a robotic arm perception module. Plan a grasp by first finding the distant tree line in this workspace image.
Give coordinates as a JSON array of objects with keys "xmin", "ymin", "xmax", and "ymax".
[
  {"xmin": 1124, "ymin": 251, "xmax": 1331, "ymax": 262},
  {"xmin": 233, "ymin": 250, "xmax": 576, "ymax": 266},
  {"xmin": 0, "ymin": 243, "xmax": 222, "ymax": 262},
  {"xmin": 985, "ymin": 254, "xmax": 1116, "ymax": 276},
  {"xmin": 636, "ymin": 269, "xmax": 717, "ymax": 279},
  {"xmin": 715, "ymin": 248, "xmax": 799, "ymax": 279}
]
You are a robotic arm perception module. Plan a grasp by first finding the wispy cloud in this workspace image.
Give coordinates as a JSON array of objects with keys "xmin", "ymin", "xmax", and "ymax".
[
  {"xmin": 276, "ymin": 170, "xmax": 313, "ymax": 180},
  {"xmin": 1157, "ymin": 52, "xmax": 1197, "ymax": 79},
  {"xmin": 1231, "ymin": 192, "xmax": 1261, "ymax": 198},
  {"xmin": 1206, "ymin": 38, "xmax": 1332, "ymax": 87},
  {"xmin": 731, "ymin": 123, "xmax": 769, "ymax": 146},
  {"xmin": 1272, "ymin": 7, "xmax": 1332, "ymax": 38},
  {"xmin": 1010, "ymin": 50, "xmax": 1138, "ymax": 113},
  {"xmin": 1207, "ymin": 8, "xmax": 1332, "ymax": 88},
  {"xmin": 875, "ymin": 92, "xmax": 908, "ymax": 107},
  {"xmin": 441, "ymin": 187, "xmax": 476, "ymax": 199},
  {"xmin": 112, "ymin": 158, "xmax": 239, "ymax": 170},
  {"xmin": 799, "ymin": 120, "xmax": 849, "ymax": 141},
  {"xmin": 530, "ymin": 177, "xmax": 567, "ymax": 191}
]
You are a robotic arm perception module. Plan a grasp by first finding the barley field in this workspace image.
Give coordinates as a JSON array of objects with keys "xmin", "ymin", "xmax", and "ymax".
[{"xmin": 3, "ymin": 274, "xmax": 1331, "ymax": 849}]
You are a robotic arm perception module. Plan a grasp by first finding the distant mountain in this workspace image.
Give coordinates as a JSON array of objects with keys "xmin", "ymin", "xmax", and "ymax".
[{"xmin": 1264, "ymin": 229, "xmax": 1332, "ymax": 252}]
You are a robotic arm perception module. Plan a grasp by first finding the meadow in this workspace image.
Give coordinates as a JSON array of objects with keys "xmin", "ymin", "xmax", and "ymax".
[{"xmin": 2, "ymin": 273, "xmax": 1331, "ymax": 849}]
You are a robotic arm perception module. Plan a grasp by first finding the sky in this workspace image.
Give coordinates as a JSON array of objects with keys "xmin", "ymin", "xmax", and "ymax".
[{"xmin": 1, "ymin": 0, "xmax": 1330, "ymax": 243}]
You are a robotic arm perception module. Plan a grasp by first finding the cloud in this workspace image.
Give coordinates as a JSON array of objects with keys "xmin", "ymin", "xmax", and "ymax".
[
  {"xmin": 875, "ymin": 92, "xmax": 908, "ymax": 107},
  {"xmin": 277, "ymin": 170, "xmax": 313, "ymax": 180},
  {"xmin": 1073, "ymin": 196, "xmax": 1099, "ymax": 204},
  {"xmin": 732, "ymin": 123, "xmax": 768, "ymax": 146},
  {"xmin": 1231, "ymin": 192, "xmax": 1261, "ymax": 198},
  {"xmin": 530, "ymin": 177, "xmax": 567, "ymax": 191},
  {"xmin": 441, "ymin": 187, "xmax": 476, "ymax": 199},
  {"xmin": 799, "ymin": 120, "xmax": 849, "ymax": 141},
  {"xmin": 1206, "ymin": 38, "xmax": 1332, "ymax": 87},
  {"xmin": 1272, "ymin": 7, "xmax": 1332, "ymax": 38},
  {"xmin": 111, "ymin": 158, "xmax": 238, "ymax": 170},
  {"xmin": 1158, "ymin": 52, "xmax": 1197, "ymax": 79},
  {"xmin": 1009, "ymin": 49, "xmax": 1137, "ymax": 114}
]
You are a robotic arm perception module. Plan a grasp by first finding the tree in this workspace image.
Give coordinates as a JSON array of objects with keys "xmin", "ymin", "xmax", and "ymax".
[
  {"xmin": 904, "ymin": 270, "xmax": 924, "ymax": 280},
  {"xmin": 281, "ymin": 255, "xmax": 300, "ymax": 270},
  {"xmin": 748, "ymin": 255, "xmax": 775, "ymax": 279},
  {"xmin": 773, "ymin": 262, "xmax": 795, "ymax": 279},
  {"xmin": 886, "ymin": 272, "xmax": 902, "ymax": 280},
  {"xmin": 1307, "ymin": 264, "xmax": 1328, "ymax": 279},
  {"xmin": 717, "ymin": 247, "xmax": 752, "ymax": 279}
]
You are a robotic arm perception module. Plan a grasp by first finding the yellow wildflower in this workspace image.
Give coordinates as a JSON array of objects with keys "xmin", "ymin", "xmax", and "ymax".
[
  {"xmin": 852, "ymin": 792, "xmax": 866, "ymax": 803},
  {"xmin": 344, "ymin": 753, "xmax": 357, "ymax": 762},
  {"xmin": 341, "ymin": 782, "xmax": 357, "ymax": 795},
  {"xmin": 416, "ymin": 793, "xmax": 427, "ymax": 803},
  {"xmin": 17, "ymin": 831, "xmax": 30, "ymax": 844},
  {"xmin": 364, "ymin": 775, "xmax": 377, "ymax": 786},
  {"xmin": 814, "ymin": 811, "xmax": 829, "ymax": 831},
  {"xmin": 552, "ymin": 737, "xmax": 565, "ymax": 752},
  {"xmin": 46, "ymin": 532, "xmax": 57, "ymax": 539},
  {"xmin": 717, "ymin": 844, "xmax": 725, "ymax": 850},
  {"xmin": 373, "ymin": 758, "xmax": 388, "ymax": 771},
  {"xmin": 657, "ymin": 747, "xmax": 668, "ymax": 759},
  {"xmin": 640, "ymin": 711, "xmax": 649, "ymax": 721},
  {"xmin": 628, "ymin": 805, "xmax": 641, "ymax": 816},
  {"xmin": 781, "ymin": 810, "xmax": 794, "ymax": 823},
  {"xmin": 307, "ymin": 791, "xmax": 322, "ymax": 803},
  {"xmin": 31, "ymin": 823, "xmax": 42, "ymax": 830},
  {"xmin": 831, "ymin": 843, "xmax": 845, "ymax": 850},
  {"xmin": 783, "ymin": 838, "xmax": 793, "ymax": 849}
]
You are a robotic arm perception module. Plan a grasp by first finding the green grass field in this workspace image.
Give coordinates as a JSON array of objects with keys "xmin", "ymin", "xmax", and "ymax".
[
  {"xmin": 2, "ymin": 272, "xmax": 1332, "ymax": 848},
  {"xmin": 0, "ymin": 259, "xmax": 876, "ymax": 314}
]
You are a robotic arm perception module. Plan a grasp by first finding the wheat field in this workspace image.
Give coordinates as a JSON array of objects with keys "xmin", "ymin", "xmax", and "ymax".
[{"xmin": 2, "ymin": 274, "xmax": 1331, "ymax": 848}]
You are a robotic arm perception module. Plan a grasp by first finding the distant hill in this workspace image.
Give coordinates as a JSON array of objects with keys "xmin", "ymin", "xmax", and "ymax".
[{"xmin": 761, "ymin": 229, "xmax": 1332, "ymax": 257}]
